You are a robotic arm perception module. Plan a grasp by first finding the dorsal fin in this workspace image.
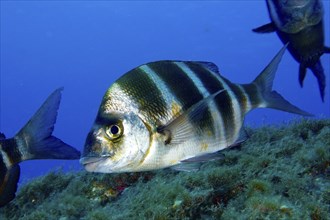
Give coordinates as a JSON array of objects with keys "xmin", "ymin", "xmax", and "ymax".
[{"xmin": 195, "ymin": 61, "xmax": 220, "ymax": 73}]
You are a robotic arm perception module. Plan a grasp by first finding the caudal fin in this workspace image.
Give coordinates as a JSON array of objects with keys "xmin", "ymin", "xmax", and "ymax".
[
  {"xmin": 15, "ymin": 88, "xmax": 80, "ymax": 160},
  {"xmin": 253, "ymin": 44, "xmax": 313, "ymax": 116}
]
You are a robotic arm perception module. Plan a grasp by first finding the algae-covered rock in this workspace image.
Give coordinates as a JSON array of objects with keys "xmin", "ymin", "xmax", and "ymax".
[{"xmin": 1, "ymin": 119, "xmax": 329, "ymax": 219}]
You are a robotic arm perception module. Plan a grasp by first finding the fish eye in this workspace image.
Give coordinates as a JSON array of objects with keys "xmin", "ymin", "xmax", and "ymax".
[{"xmin": 105, "ymin": 124, "xmax": 123, "ymax": 140}]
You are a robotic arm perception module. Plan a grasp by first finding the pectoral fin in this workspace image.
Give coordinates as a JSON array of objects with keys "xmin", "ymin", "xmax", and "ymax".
[
  {"xmin": 157, "ymin": 90, "xmax": 225, "ymax": 145},
  {"xmin": 252, "ymin": 23, "xmax": 277, "ymax": 33},
  {"xmin": 0, "ymin": 165, "xmax": 20, "ymax": 207}
]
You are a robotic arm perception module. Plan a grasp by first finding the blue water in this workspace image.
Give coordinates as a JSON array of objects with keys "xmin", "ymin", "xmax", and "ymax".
[{"xmin": 1, "ymin": 1, "xmax": 329, "ymax": 185}]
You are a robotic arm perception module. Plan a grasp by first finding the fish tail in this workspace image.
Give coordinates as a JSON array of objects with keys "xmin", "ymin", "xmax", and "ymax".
[
  {"xmin": 15, "ymin": 88, "xmax": 80, "ymax": 160},
  {"xmin": 252, "ymin": 44, "xmax": 312, "ymax": 116}
]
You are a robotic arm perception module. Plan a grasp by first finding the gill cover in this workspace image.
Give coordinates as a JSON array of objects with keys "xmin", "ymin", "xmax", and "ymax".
[{"xmin": 81, "ymin": 112, "xmax": 150, "ymax": 173}]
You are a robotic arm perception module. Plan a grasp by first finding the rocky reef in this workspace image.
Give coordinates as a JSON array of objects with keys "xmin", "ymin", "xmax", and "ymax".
[{"xmin": 0, "ymin": 119, "xmax": 329, "ymax": 219}]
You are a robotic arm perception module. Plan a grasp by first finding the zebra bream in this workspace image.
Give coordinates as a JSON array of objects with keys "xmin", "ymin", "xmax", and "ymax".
[{"xmin": 80, "ymin": 45, "xmax": 311, "ymax": 173}]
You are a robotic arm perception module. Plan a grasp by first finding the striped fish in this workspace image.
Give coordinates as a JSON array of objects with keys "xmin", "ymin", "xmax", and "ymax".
[
  {"xmin": 80, "ymin": 45, "xmax": 311, "ymax": 173},
  {"xmin": 0, "ymin": 88, "xmax": 80, "ymax": 207}
]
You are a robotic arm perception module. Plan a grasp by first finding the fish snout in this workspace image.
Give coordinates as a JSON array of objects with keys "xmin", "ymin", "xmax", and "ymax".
[{"xmin": 82, "ymin": 131, "xmax": 101, "ymax": 158}]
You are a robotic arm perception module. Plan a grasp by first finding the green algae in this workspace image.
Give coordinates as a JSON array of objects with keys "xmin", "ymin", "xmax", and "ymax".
[{"xmin": 0, "ymin": 119, "xmax": 329, "ymax": 219}]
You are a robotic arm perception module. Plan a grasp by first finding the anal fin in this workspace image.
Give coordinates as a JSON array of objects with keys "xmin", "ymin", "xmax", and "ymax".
[
  {"xmin": 171, "ymin": 162, "xmax": 201, "ymax": 172},
  {"xmin": 172, "ymin": 151, "xmax": 225, "ymax": 172}
]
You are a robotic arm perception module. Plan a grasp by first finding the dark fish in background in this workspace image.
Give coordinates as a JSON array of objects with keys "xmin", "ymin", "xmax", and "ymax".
[
  {"xmin": 80, "ymin": 45, "xmax": 311, "ymax": 174},
  {"xmin": 0, "ymin": 88, "xmax": 81, "ymax": 207},
  {"xmin": 253, "ymin": 0, "xmax": 330, "ymax": 102}
]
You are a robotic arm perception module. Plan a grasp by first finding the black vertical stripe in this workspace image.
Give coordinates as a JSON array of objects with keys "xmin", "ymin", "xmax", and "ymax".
[
  {"xmin": 186, "ymin": 62, "xmax": 238, "ymax": 141},
  {"xmin": 148, "ymin": 61, "xmax": 217, "ymax": 136},
  {"xmin": 1, "ymin": 139, "xmax": 21, "ymax": 164},
  {"xmin": 0, "ymin": 152, "xmax": 8, "ymax": 188},
  {"xmin": 186, "ymin": 61, "xmax": 247, "ymax": 115},
  {"xmin": 116, "ymin": 66, "xmax": 168, "ymax": 124},
  {"xmin": 241, "ymin": 83, "xmax": 262, "ymax": 108},
  {"xmin": 0, "ymin": 164, "xmax": 20, "ymax": 207},
  {"xmin": 214, "ymin": 92, "xmax": 235, "ymax": 141},
  {"xmin": 148, "ymin": 61, "xmax": 204, "ymax": 110},
  {"xmin": 221, "ymin": 77, "xmax": 247, "ymax": 117},
  {"xmin": 185, "ymin": 62, "xmax": 224, "ymax": 93}
]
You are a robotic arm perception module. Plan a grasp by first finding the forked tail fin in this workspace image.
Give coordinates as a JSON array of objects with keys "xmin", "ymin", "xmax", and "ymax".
[
  {"xmin": 15, "ymin": 88, "xmax": 80, "ymax": 160},
  {"xmin": 252, "ymin": 44, "xmax": 313, "ymax": 116}
]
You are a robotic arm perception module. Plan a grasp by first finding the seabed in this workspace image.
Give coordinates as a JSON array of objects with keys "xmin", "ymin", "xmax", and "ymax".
[{"xmin": 1, "ymin": 119, "xmax": 329, "ymax": 220}]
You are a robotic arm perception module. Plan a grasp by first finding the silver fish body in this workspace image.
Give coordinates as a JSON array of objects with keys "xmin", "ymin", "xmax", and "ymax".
[{"xmin": 80, "ymin": 45, "xmax": 311, "ymax": 173}]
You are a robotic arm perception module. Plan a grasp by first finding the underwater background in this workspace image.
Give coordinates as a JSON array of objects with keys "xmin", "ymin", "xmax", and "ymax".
[{"xmin": 0, "ymin": 1, "xmax": 329, "ymax": 219}]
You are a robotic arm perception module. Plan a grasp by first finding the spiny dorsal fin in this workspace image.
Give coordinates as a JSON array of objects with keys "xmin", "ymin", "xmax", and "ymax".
[{"xmin": 195, "ymin": 61, "xmax": 220, "ymax": 73}]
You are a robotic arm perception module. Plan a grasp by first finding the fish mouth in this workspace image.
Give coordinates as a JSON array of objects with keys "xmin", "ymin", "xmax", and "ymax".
[
  {"xmin": 80, "ymin": 156, "xmax": 109, "ymax": 172},
  {"xmin": 80, "ymin": 156, "xmax": 106, "ymax": 165}
]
